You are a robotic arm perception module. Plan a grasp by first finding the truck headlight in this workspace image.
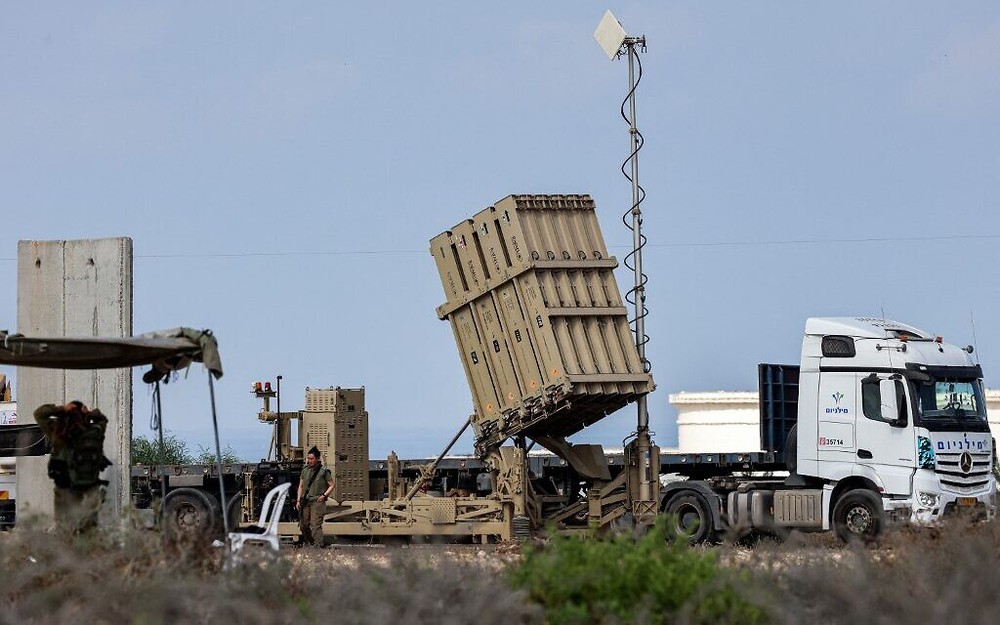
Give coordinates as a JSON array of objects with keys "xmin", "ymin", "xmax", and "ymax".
[{"xmin": 916, "ymin": 491, "xmax": 940, "ymax": 509}]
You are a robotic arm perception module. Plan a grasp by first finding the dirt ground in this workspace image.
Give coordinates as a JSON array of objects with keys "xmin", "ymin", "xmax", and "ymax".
[
  {"xmin": 278, "ymin": 531, "xmax": 856, "ymax": 576},
  {"xmin": 282, "ymin": 540, "xmax": 524, "ymax": 573}
]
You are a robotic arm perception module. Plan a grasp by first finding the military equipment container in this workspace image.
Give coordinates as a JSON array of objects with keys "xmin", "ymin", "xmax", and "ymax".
[
  {"xmin": 303, "ymin": 386, "xmax": 369, "ymax": 500},
  {"xmin": 431, "ymin": 194, "xmax": 653, "ymax": 451}
]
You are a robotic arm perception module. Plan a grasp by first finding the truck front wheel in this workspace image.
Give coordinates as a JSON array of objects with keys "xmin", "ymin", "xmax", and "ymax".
[
  {"xmin": 832, "ymin": 489, "xmax": 882, "ymax": 543},
  {"xmin": 664, "ymin": 493, "xmax": 715, "ymax": 544}
]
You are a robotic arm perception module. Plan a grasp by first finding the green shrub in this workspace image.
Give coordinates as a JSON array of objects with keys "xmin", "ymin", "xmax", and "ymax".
[
  {"xmin": 131, "ymin": 434, "xmax": 244, "ymax": 465},
  {"xmin": 131, "ymin": 432, "xmax": 193, "ymax": 465},
  {"xmin": 194, "ymin": 443, "xmax": 244, "ymax": 464},
  {"xmin": 508, "ymin": 518, "xmax": 768, "ymax": 625}
]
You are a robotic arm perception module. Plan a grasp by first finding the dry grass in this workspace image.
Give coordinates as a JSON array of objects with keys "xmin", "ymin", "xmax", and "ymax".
[
  {"xmin": 5, "ymin": 515, "xmax": 1000, "ymax": 624},
  {"xmin": 721, "ymin": 517, "xmax": 1000, "ymax": 625},
  {"xmin": 0, "ymin": 522, "xmax": 538, "ymax": 625}
]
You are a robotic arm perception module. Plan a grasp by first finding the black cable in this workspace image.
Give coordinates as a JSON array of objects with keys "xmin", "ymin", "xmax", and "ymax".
[{"xmin": 619, "ymin": 48, "xmax": 651, "ymax": 374}]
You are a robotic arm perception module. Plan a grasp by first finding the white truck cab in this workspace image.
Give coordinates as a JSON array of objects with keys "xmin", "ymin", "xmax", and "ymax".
[{"xmin": 797, "ymin": 317, "xmax": 996, "ymax": 532}]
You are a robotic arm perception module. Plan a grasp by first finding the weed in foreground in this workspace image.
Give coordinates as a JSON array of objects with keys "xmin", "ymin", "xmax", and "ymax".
[{"xmin": 508, "ymin": 518, "xmax": 769, "ymax": 625}]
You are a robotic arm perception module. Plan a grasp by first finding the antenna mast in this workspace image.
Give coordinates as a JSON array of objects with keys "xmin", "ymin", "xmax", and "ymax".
[{"xmin": 594, "ymin": 10, "xmax": 656, "ymax": 508}]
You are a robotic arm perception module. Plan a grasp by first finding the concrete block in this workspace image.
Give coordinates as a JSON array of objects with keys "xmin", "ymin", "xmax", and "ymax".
[
  {"xmin": 16, "ymin": 238, "xmax": 133, "ymax": 527},
  {"xmin": 13, "ymin": 456, "xmax": 51, "ymax": 520}
]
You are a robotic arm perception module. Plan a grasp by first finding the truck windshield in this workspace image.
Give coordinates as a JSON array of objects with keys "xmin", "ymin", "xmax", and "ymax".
[{"xmin": 910, "ymin": 377, "xmax": 990, "ymax": 432}]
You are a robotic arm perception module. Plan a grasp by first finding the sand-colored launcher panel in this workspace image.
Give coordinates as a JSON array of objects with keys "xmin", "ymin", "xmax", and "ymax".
[
  {"xmin": 430, "ymin": 194, "xmax": 654, "ymax": 450},
  {"xmin": 303, "ymin": 386, "xmax": 369, "ymax": 501}
]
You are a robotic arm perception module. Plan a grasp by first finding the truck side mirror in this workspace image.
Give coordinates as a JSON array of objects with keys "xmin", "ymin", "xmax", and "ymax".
[{"xmin": 880, "ymin": 379, "xmax": 907, "ymax": 427}]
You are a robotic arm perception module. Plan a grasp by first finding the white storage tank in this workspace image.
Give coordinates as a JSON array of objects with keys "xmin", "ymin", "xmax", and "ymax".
[
  {"xmin": 985, "ymin": 390, "xmax": 1000, "ymax": 442},
  {"xmin": 671, "ymin": 391, "xmax": 761, "ymax": 453}
]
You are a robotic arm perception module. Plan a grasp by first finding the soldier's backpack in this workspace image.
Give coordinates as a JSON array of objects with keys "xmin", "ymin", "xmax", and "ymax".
[{"xmin": 67, "ymin": 426, "xmax": 112, "ymax": 488}]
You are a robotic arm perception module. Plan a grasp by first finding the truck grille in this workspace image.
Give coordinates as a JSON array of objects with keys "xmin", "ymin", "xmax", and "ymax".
[{"xmin": 935, "ymin": 451, "xmax": 992, "ymax": 493}]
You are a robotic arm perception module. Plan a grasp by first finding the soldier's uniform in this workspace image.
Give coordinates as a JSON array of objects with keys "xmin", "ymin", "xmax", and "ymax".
[
  {"xmin": 34, "ymin": 403, "xmax": 110, "ymax": 533},
  {"xmin": 298, "ymin": 461, "xmax": 333, "ymax": 546}
]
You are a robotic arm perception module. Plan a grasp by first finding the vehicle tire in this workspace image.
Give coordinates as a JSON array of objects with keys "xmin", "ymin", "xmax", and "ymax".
[
  {"xmin": 663, "ymin": 493, "xmax": 715, "ymax": 544},
  {"xmin": 832, "ymin": 488, "xmax": 882, "ymax": 544},
  {"xmin": 785, "ymin": 424, "xmax": 798, "ymax": 474},
  {"xmin": 162, "ymin": 488, "xmax": 221, "ymax": 540},
  {"xmin": 609, "ymin": 511, "xmax": 636, "ymax": 536},
  {"xmin": 223, "ymin": 493, "xmax": 243, "ymax": 532}
]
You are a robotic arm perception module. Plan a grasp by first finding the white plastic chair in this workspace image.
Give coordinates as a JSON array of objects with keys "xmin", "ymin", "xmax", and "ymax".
[{"xmin": 228, "ymin": 482, "xmax": 291, "ymax": 557}]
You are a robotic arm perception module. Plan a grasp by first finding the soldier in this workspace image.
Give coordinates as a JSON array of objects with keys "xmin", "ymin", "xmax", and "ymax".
[
  {"xmin": 34, "ymin": 401, "xmax": 111, "ymax": 534},
  {"xmin": 295, "ymin": 446, "xmax": 334, "ymax": 547}
]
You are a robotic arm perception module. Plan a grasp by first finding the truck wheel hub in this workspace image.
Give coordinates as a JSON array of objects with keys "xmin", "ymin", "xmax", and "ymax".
[
  {"xmin": 175, "ymin": 503, "xmax": 201, "ymax": 528},
  {"xmin": 675, "ymin": 505, "xmax": 701, "ymax": 531},
  {"xmin": 845, "ymin": 506, "xmax": 872, "ymax": 533}
]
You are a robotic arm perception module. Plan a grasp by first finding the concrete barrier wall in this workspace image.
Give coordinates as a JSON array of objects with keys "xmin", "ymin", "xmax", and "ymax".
[{"xmin": 15, "ymin": 238, "xmax": 132, "ymax": 525}]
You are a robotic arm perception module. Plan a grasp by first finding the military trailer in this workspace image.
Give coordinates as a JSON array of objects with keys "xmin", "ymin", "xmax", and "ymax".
[
  {"xmin": 131, "ymin": 384, "xmax": 637, "ymax": 540},
  {"xmin": 134, "ymin": 194, "xmax": 660, "ymax": 541}
]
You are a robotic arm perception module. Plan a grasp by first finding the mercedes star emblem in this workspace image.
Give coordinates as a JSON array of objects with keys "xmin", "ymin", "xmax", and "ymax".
[{"xmin": 959, "ymin": 452, "xmax": 974, "ymax": 474}]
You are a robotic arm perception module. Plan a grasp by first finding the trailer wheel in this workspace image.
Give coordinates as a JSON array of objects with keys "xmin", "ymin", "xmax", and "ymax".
[
  {"xmin": 664, "ymin": 493, "xmax": 715, "ymax": 544},
  {"xmin": 162, "ymin": 488, "xmax": 221, "ymax": 539},
  {"xmin": 832, "ymin": 489, "xmax": 882, "ymax": 543},
  {"xmin": 223, "ymin": 493, "xmax": 243, "ymax": 531}
]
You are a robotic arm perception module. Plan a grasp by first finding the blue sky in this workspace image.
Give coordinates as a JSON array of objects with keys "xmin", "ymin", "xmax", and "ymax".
[{"xmin": 2, "ymin": 3, "xmax": 998, "ymax": 461}]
